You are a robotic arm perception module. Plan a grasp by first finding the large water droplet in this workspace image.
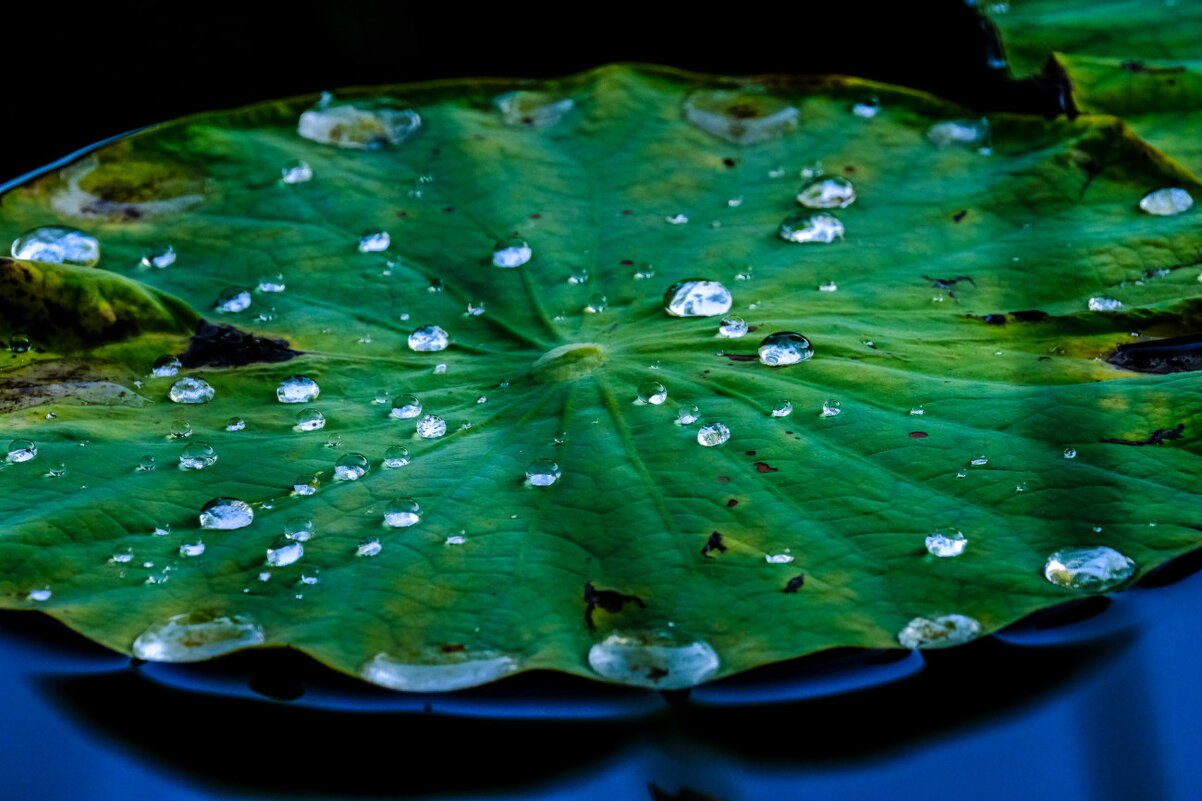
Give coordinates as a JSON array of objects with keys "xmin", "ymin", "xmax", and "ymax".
[
  {"xmin": 896, "ymin": 614, "xmax": 982, "ymax": 649},
  {"xmin": 682, "ymin": 89, "xmax": 799, "ymax": 145},
  {"xmin": 266, "ymin": 540, "xmax": 304, "ymax": 567},
  {"xmin": 199, "ymin": 498, "xmax": 254, "ymax": 530},
  {"xmin": 416, "ymin": 414, "xmax": 447, "ymax": 438},
  {"xmin": 778, "ymin": 212, "xmax": 843, "ymax": 243},
  {"xmin": 383, "ymin": 445, "xmax": 411, "ymax": 468},
  {"xmin": 140, "ymin": 243, "xmax": 177, "ymax": 268},
  {"xmin": 820, "ymin": 399, "xmax": 842, "ymax": 418},
  {"xmin": 283, "ymin": 518, "xmax": 314, "ymax": 542},
  {"xmin": 797, "ymin": 176, "xmax": 856, "ymax": 209},
  {"xmin": 179, "ymin": 441, "xmax": 217, "ymax": 470},
  {"xmin": 168, "ymin": 377, "xmax": 215, "ymax": 404},
  {"xmin": 495, "ymin": 91, "xmax": 573, "ymax": 127},
  {"xmin": 408, "ymin": 325, "xmax": 449, "ymax": 352},
  {"xmin": 758, "ymin": 332, "xmax": 813, "ymax": 366},
  {"xmin": 334, "ymin": 453, "xmax": 369, "ymax": 480},
  {"xmin": 214, "ymin": 287, "xmax": 252, "ymax": 313},
  {"xmin": 526, "ymin": 459, "xmax": 561, "ymax": 486},
  {"xmin": 491, "ymin": 235, "xmax": 532, "ymax": 268},
  {"xmin": 926, "ymin": 528, "xmax": 967, "ymax": 557},
  {"xmin": 293, "ymin": 473, "xmax": 319, "ymax": 496},
  {"xmin": 179, "ymin": 541, "xmax": 206, "ymax": 557},
  {"xmin": 676, "ymin": 403, "xmax": 701, "ymax": 425},
  {"xmin": 390, "ymin": 394, "xmax": 422, "ymax": 419},
  {"xmin": 276, "ymin": 375, "xmax": 320, "ymax": 404},
  {"xmin": 11, "ymin": 225, "xmax": 100, "ymax": 266},
  {"xmin": 151, "ymin": 355, "xmax": 181, "ymax": 377},
  {"xmin": 636, "ymin": 380, "xmax": 668, "ymax": 405},
  {"xmin": 297, "ymin": 94, "xmax": 421, "ymax": 149},
  {"xmin": 717, "ymin": 315, "xmax": 748, "ymax": 338},
  {"xmin": 357, "ymin": 539, "xmax": 383, "ymax": 557},
  {"xmin": 1139, "ymin": 187, "xmax": 1193, "ymax": 216},
  {"xmin": 770, "ymin": 400, "xmax": 793, "ymax": 418},
  {"xmin": 926, "ymin": 119, "xmax": 991, "ymax": 151},
  {"xmin": 1088, "ymin": 296, "xmax": 1123, "ymax": 312},
  {"xmin": 7, "ymin": 439, "xmax": 37, "ymax": 463},
  {"xmin": 664, "ymin": 279, "xmax": 733, "ymax": 317},
  {"xmin": 294, "ymin": 408, "xmax": 326, "ymax": 431},
  {"xmin": 1043, "ymin": 546, "xmax": 1136, "ymax": 591},
  {"xmin": 384, "ymin": 498, "xmax": 421, "ymax": 527},
  {"xmin": 132, "ymin": 612, "xmax": 266, "ymax": 661},
  {"xmin": 697, "ymin": 422, "xmax": 730, "ymax": 447},
  {"xmin": 362, "ymin": 652, "xmax": 519, "ymax": 692},
  {"xmin": 587, "ymin": 633, "xmax": 719, "ymax": 689}
]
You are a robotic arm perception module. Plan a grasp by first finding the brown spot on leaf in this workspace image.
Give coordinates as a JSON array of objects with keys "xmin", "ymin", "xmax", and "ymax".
[
  {"xmin": 1099, "ymin": 423, "xmax": 1185, "ymax": 446},
  {"xmin": 754, "ymin": 462, "xmax": 778, "ymax": 473},
  {"xmin": 783, "ymin": 574, "xmax": 806, "ymax": 594},
  {"xmin": 701, "ymin": 531, "xmax": 727, "ymax": 558},
  {"xmin": 726, "ymin": 499, "xmax": 738, "ymax": 508},
  {"xmin": 722, "ymin": 353, "xmax": 758, "ymax": 362},
  {"xmin": 909, "ymin": 431, "xmax": 928, "ymax": 438}
]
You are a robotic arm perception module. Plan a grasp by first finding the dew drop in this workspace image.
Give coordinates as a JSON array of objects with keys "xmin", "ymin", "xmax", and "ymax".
[
  {"xmin": 297, "ymin": 94, "xmax": 421, "ymax": 149},
  {"xmin": 526, "ymin": 459, "xmax": 561, "ymax": 487},
  {"xmin": 179, "ymin": 541, "xmax": 205, "ymax": 557},
  {"xmin": 926, "ymin": 528, "xmax": 967, "ymax": 557},
  {"xmin": 390, "ymin": 394, "xmax": 422, "ymax": 419},
  {"xmin": 293, "ymin": 473, "xmax": 319, "ymax": 496},
  {"xmin": 168, "ymin": 420, "xmax": 192, "ymax": 439},
  {"xmin": 637, "ymin": 380, "xmax": 668, "ymax": 405},
  {"xmin": 362, "ymin": 652, "xmax": 519, "ymax": 692},
  {"xmin": 817, "ymin": 281, "xmax": 838, "ymax": 292},
  {"xmin": 179, "ymin": 441, "xmax": 217, "ymax": 470},
  {"xmin": 676, "ymin": 403, "xmax": 701, "ymax": 425},
  {"xmin": 697, "ymin": 422, "xmax": 731, "ymax": 447},
  {"xmin": 926, "ymin": 119, "xmax": 991, "ymax": 151},
  {"xmin": 293, "ymin": 408, "xmax": 326, "ymax": 432},
  {"xmin": 7, "ymin": 439, "xmax": 37, "ymax": 463},
  {"xmin": 1063, "ymin": 447, "xmax": 1077, "ymax": 459},
  {"xmin": 408, "ymin": 325, "xmax": 449, "ymax": 352},
  {"xmin": 897, "ymin": 614, "xmax": 982, "ymax": 649},
  {"xmin": 585, "ymin": 294, "xmax": 608, "ymax": 313},
  {"xmin": 717, "ymin": 315, "xmax": 748, "ymax": 338},
  {"xmin": 133, "ymin": 612, "xmax": 265, "ymax": 661},
  {"xmin": 383, "ymin": 445, "xmax": 411, "ymax": 468},
  {"xmin": 168, "ymin": 377, "xmax": 215, "ymax": 404},
  {"xmin": 969, "ymin": 454, "xmax": 989, "ymax": 466},
  {"xmin": 384, "ymin": 498, "xmax": 421, "ymax": 528},
  {"xmin": 416, "ymin": 414, "xmax": 447, "ymax": 439},
  {"xmin": 214, "ymin": 288, "xmax": 251, "ymax": 314},
  {"xmin": 112, "ymin": 546, "xmax": 134, "ymax": 564},
  {"xmin": 27, "ymin": 588, "xmax": 52, "ymax": 602},
  {"xmin": 257, "ymin": 272, "xmax": 286, "ymax": 293},
  {"xmin": 281, "ymin": 159, "xmax": 312, "ymax": 184},
  {"xmin": 1088, "ymin": 297, "xmax": 1123, "ymax": 312},
  {"xmin": 8, "ymin": 334, "xmax": 31, "ymax": 353},
  {"xmin": 140, "ymin": 243, "xmax": 176, "ymax": 268},
  {"xmin": 1139, "ymin": 187, "xmax": 1193, "ymax": 216},
  {"xmin": 492, "ymin": 235, "xmax": 532, "ymax": 268},
  {"xmin": 1044, "ymin": 546, "xmax": 1135, "ymax": 591},
  {"xmin": 495, "ymin": 91, "xmax": 574, "ymax": 127},
  {"xmin": 851, "ymin": 96, "xmax": 881, "ymax": 118},
  {"xmin": 284, "ymin": 518, "xmax": 314, "ymax": 542},
  {"xmin": 358, "ymin": 230, "xmax": 390, "ymax": 253},
  {"xmin": 46, "ymin": 461, "xmax": 66, "ymax": 478},
  {"xmin": 757, "ymin": 332, "xmax": 813, "ymax": 366},
  {"xmin": 797, "ymin": 176, "xmax": 856, "ymax": 209},
  {"xmin": 466, "ymin": 300, "xmax": 486, "ymax": 316},
  {"xmin": 682, "ymin": 89, "xmax": 799, "ymax": 145},
  {"xmin": 587, "ymin": 633, "xmax": 720, "ymax": 689},
  {"xmin": 778, "ymin": 212, "xmax": 843, "ymax": 244},
  {"xmin": 199, "ymin": 498, "xmax": 254, "ymax": 530},
  {"xmin": 665, "ymin": 213, "xmax": 689, "ymax": 225},
  {"xmin": 137, "ymin": 455, "xmax": 157, "ymax": 471},
  {"xmin": 820, "ymin": 399, "xmax": 842, "ymax": 418},
  {"xmin": 277, "ymin": 375, "xmax": 320, "ymax": 404},
  {"xmin": 568, "ymin": 266, "xmax": 589, "ymax": 285},
  {"xmin": 633, "ymin": 263, "xmax": 656, "ymax": 280},
  {"xmin": 334, "ymin": 453, "xmax": 369, "ymax": 480},
  {"xmin": 765, "ymin": 554, "xmax": 794, "ymax": 564},
  {"xmin": 664, "ymin": 279, "xmax": 733, "ymax": 317},
  {"xmin": 11, "ymin": 225, "xmax": 100, "ymax": 266},
  {"xmin": 266, "ymin": 540, "xmax": 304, "ymax": 568},
  {"xmin": 771, "ymin": 400, "xmax": 793, "ymax": 418},
  {"xmin": 225, "ymin": 417, "xmax": 246, "ymax": 432},
  {"xmin": 151, "ymin": 355, "xmax": 181, "ymax": 377}
]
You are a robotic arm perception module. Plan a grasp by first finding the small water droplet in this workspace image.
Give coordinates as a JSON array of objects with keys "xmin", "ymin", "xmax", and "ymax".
[
  {"xmin": 817, "ymin": 281, "xmax": 838, "ymax": 292},
  {"xmin": 180, "ymin": 541, "xmax": 205, "ymax": 557},
  {"xmin": 820, "ymin": 399, "xmax": 842, "ymax": 418},
  {"xmin": 225, "ymin": 417, "xmax": 246, "ymax": 432},
  {"xmin": 770, "ymin": 400, "xmax": 793, "ymax": 418},
  {"xmin": 1088, "ymin": 296, "xmax": 1123, "ymax": 312},
  {"xmin": 257, "ymin": 272, "xmax": 286, "ymax": 293},
  {"xmin": 897, "ymin": 614, "xmax": 981, "ymax": 649},
  {"xmin": 633, "ymin": 263, "xmax": 656, "ymax": 280},
  {"xmin": 664, "ymin": 279, "xmax": 733, "ymax": 317},
  {"xmin": 293, "ymin": 408, "xmax": 326, "ymax": 432},
  {"xmin": 46, "ymin": 461, "xmax": 66, "ymax": 478},
  {"xmin": 384, "ymin": 498, "xmax": 421, "ymax": 528},
  {"xmin": 266, "ymin": 540, "xmax": 304, "ymax": 567},
  {"xmin": 585, "ymin": 294, "xmax": 608, "ymax": 313},
  {"xmin": 27, "ymin": 588, "xmax": 52, "ymax": 602},
  {"xmin": 11, "ymin": 225, "xmax": 100, "ymax": 266},
  {"xmin": 969, "ymin": 454, "xmax": 989, "ymax": 466},
  {"xmin": 757, "ymin": 332, "xmax": 813, "ymax": 366},
  {"xmin": 150, "ymin": 355, "xmax": 181, "ymax": 377},
  {"xmin": 293, "ymin": 473, "xmax": 319, "ymax": 496},
  {"xmin": 383, "ymin": 445, "xmax": 411, "ymax": 467},
  {"xmin": 179, "ymin": 441, "xmax": 217, "ymax": 470},
  {"xmin": 1139, "ymin": 187, "xmax": 1193, "ymax": 216},
  {"xmin": 926, "ymin": 118, "xmax": 991, "ymax": 152},
  {"xmin": 665, "ymin": 213, "xmax": 689, "ymax": 225},
  {"xmin": 199, "ymin": 498, "xmax": 254, "ymax": 530},
  {"xmin": 495, "ymin": 91, "xmax": 574, "ymax": 127},
  {"xmin": 362, "ymin": 652, "xmax": 519, "ymax": 692},
  {"xmin": 7, "ymin": 439, "xmax": 37, "ymax": 463},
  {"xmin": 140, "ymin": 242, "xmax": 177, "ymax": 268},
  {"xmin": 466, "ymin": 299, "xmax": 486, "ymax": 316},
  {"xmin": 492, "ymin": 235, "xmax": 532, "ymax": 268},
  {"xmin": 726, "ymin": 196, "xmax": 744, "ymax": 208},
  {"xmin": 277, "ymin": 375, "xmax": 320, "ymax": 404},
  {"xmin": 214, "ymin": 287, "xmax": 252, "ymax": 314},
  {"xmin": 765, "ymin": 554, "xmax": 794, "ymax": 564},
  {"xmin": 697, "ymin": 422, "xmax": 730, "ymax": 447},
  {"xmin": 281, "ymin": 159, "xmax": 312, "ymax": 184},
  {"xmin": 1044, "ymin": 546, "xmax": 1135, "ymax": 591},
  {"xmin": 297, "ymin": 94, "xmax": 421, "ymax": 149},
  {"xmin": 926, "ymin": 528, "xmax": 967, "ymax": 557},
  {"xmin": 526, "ymin": 459, "xmax": 561, "ymax": 486},
  {"xmin": 136, "ymin": 454, "xmax": 157, "ymax": 472},
  {"xmin": 112, "ymin": 546, "xmax": 134, "ymax": 564},
  {"xmin": 281, "ymin": 518, "xmax": 315, "ymax": 542},
  {"xmin": 389, "ymin": 394, "xmax": 423, "ymax": 420},
  {"xmin": 168, "ymin": 377, "xmax": 215, "ymax": 404},
  {"xmin": 717, "ymin": 315, "xmax": 748, "ymax": 338},
  {"xmin": 778, "ymin": 212, "xmax": 844, "ymax": 244},
  {"xmin": 133, "ymin": 612, "xmax": 265, "ymax": 661},
  {"xmin": 797, "ymin": 176, "xmax": 856, "ymax": 209},
  {"xmin": 587, "ymin": 632, "xmax": 720, "ymax": 689},
  {"xmin": 910, "ymin": 405, "xmax": 925, "ymax": 416},
  {"xmin": 408, "ymin": 325, "xmax": 449, "ymax": 352},
  {"xmin": 334, "ymin": 453, "xmax": 369, "ymax": 480},
  {"xmin": 676, "ymin": 403, "xmax": 701, "ymax": 425},
  {"xmin": 415, "ymin": 414, "xmax": 447, "ymax": 439},
  {"xmin": 851, "ymin": 96, "xmax": 881, "ymax": 118},
  {"xmin": 358, "ymin": 230, "xmax": 390, "ymax": 253},
  {"xmin": 1063, "ymin": 447, "xmax": 1077, "ymax": 459}
]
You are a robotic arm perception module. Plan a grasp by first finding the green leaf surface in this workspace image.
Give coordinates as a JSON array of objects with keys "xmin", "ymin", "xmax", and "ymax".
[{"xmin": 1, "ymin": 65, "xmax": 1200, "ymax": 691}]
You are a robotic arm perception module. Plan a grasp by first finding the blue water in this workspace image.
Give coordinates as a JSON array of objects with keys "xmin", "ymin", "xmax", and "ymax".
[{"xmin": 2, "ymin": 567, "xmax": 1200, "ymax": 800}]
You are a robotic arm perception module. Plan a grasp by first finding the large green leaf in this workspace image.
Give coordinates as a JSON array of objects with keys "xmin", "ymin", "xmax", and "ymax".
[{"xmin": 1, "ymin": 65, "xmax": 1200, "ymax": 691}]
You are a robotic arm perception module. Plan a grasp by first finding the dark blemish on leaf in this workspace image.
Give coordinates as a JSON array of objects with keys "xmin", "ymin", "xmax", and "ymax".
[
  {"xmin": 396, "ymin": 211, "xmax": 408, "ymax": 218},
  {"xmin": 1038, "ymin": 356, "xmax": 1052, "ymax": 361},
  {"xmin": 717, "ymin": 476, "xmax": 730, "ymax": 483},
  {"xmin": 783, "ymin": 574, "xmax": 806, "ymax": 594},
  {"xmin": 723, "ymin": 353, "xmax": 758, "ymax": 362},
  {"xmin": 922, "ymin": 274, "xmax": 975, "ymax": 300},
  {"xmin": 843, "ymin": 165, "xmax": 856, "ymax": 173},
  {"xmin": 702, "ymin": 531, "xmax": 727, "ymax": 558},
  {"xmin": 1099, "ymin": 423, "xmax": 1185, "ymax": 446},
  {"xmin": 1108, "ymin": 333, "xmax": 1202, "ymax": 374},
  {"xmin": 621, "ymin": 210, "xmax": 633, "ymax": 215},
  {"xmin": 443, "ymin": 207, "xmax": 455, "ymax": 213},
  {"xmin": 620, "ymin": 259, "xmax": 634, "ymax": 265},
  {"xmin": 754, "ymin": 462, "xmax": 777, "ymax": 473},
  {"xmin": 583, "ymin": 582, "xmax": 646, "ymax": 630},
  {"xmin": 530, "ymin": 213, "xmax": 542, "ymax": 219},
  {"xmin": 909, "ymin": 431, "xmax": 928, "ymax": 438},
  {"xmin": 746, "ymin": 326, "xmax": 759, "ymax": 333},
  {"xmin": 952, "ymin": 210, "xmax": 968, "ymax": 222},
  {"xmin": 722, "ymin": 157, "xmax": 737, "ymax": 168},
  {"xmin": 785, "ymin": 431, "xmax": 793, "ymax": 434},
  {"xmin": 440, "ymin": 643, "xmax": 466, "ymax": 653},
  {"xmin": 982, "ymin": 314, "xmax": 1006, "ymax": 325},
  {"xmin": 726, "ymin": 499, "xmax": 738, "ymax": 507},
  {"xmin": 744, "ymin": 451, "xmax": 756, "ymax": 456},
  {"xmin": 178, "ymin": 321, "xmax": 300, "ymax": 368},
  {"xmin": 1120, "ymin": 60, "xmax": 1186, "ymax": 75},
  {"xmin": 604, "ymin": 323, "xmax": 619, "ymax": 334},
  {"xmin": 1011, "ymin": 310, "xmax": 1049, "ymax": 322}
]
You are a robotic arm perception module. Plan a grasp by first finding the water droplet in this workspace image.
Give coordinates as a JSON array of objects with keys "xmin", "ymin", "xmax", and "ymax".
[
  {"xmin": 636, "ymin": 380, "xmax": 668, "ymax": 405},
  {"xmin": 297, "ymin": 94, "xmax": 421, "ymax": 149},
  {"xmin": 778, "ymin": 212, "xmax": 844, "ymax": 243},
  {"xmin": 676, "ymin": 403, "xmax": 701, "ymax": 425},
  {"xmin": 717, "ymin": 315, "xmax": 747, "ymax": 338},
  {"xmin": 697, "ymin": 422, "xmax": 730, "ymax": 447},
  {"xmin": 278, "ymin": 517, "xmax": 314, "ymax": 542},
  {"xmin": 266, "ymin": 540, "xmax": 304, "ymax": 568},
  {"xmin": 384, "ymin": 498, "xmax": 422, "ymax": 527},
  {"xmin": 293, "ymin": 473, "xmax": 319, "ymax": 496},
  {"xmin": 358, "ymin": 230, "xmax": 390, "ymax": 253},
  {"xmin": 683, "ymin": 89, "xmax": 799, "ymax": 145},
  {"xmin": 492, "ymin": 235, "xmax": 532, "ymax": 268},
  {"xmin": 199, "ymin": 498, "xmax": 254, "ymax": 530},
  {"xmin": 280, "ymin": 159, "xmax": 312, "ymax": 184},
  {"xmin": 817, "ymin": 281, "xmax": 838, "ymax": 293},
  {"xmin": 757, "ymin": 332, "xmax": 813, "ymax": 366},
  {"xmin": 495, "ymin": 91, "xmax": 574, "ymax": 127},
  {"xmin": 665, "ymin": 213, "xmax": 689, "ymax": 225},
  {"xmin": 224, "ymin": 417, "xmax": 246, "ymax": 432},
  {"xmin": 383, "ymin": 445, "xmax": 411, "ymax": 468},
  {"xmin": 466, "ymin": 299, "xmax": 486, "ymax": 316},
  {"xmin": 168, "ymin": 377, "xmax": 214, "ymax": 404},
  {"xmin": 27, "ymin": 588, "xmax": 52, "ymax": 602},
  {"xmin": 357, "ymin": 539, "xmax": 383, "ymax": 557},
  {"xmin": 277, "ymin": 375, "xmax": 320, "ymax": 404},
  {"xmin": 7, "ymin": 439, "xmax": 37, "ymax": 463},
  {"xmin": 445, "ymin": 535, "xmax": 468, "ymax": 546},
  {"xmin": 1139, "ymin": 187, "xmax": 1193, "ymax": 216},
  {"xmin": 334, "ymin": 453, "xmax": 369, "ymax": 480},
  {"xmin": 140, "ymin": 243, "xmax": 176, "ymax": 268},
  {"xmin": 585, "ymin": 294, "xmax": 608, "ymax": 313},
  {"xmin": 797, "ymin": 176, "xmax": 856, "ymax": 209},
  {"xmin": 389, "ymin": 394, "xmax": 422, "ymax": 419},
  {"xmin": 1044, "ymin": 546, "xmax": 1136, "ymax": 591},
  {"xmin": 897, "ymin": 614, "xmax": 982, "ymax": 649},
  {"xmin": 820, "ymin": 399, "xmax": 842, "ymax": 418},
  {"xmin": 587, "ymin": 633, "xmax": 719, "ymax": 689},
  {"xmin": 851, "ymin": 96, "xmax": 881, "ymax": 118},
  {"xmin": 257, "ymin": 272, "xmax": 286, "ymax": 293},
  {"xmin": 213, "ymin": 287, "xmax": 251, "ymax": 314},
  {"xmin": 8, "ymin": 334, "xmax": 31, "ymax": 353},
  {"xmin": 291, "ymin": 408, "xmax": 325, "ymax": 432},
  {"xmin": 179, "ymin": 441, "xmax": 217, "ymax": 470},
  {"xmin": 765, "ymin": 554, "xmax": 794, "ymax": 564},
  {"xmin": 663, "ymin": 279, "xmax": 733, "ymax": 317},
  {"xmin": 1063, "ymin": 447, "xmax": 1077, "ymax": 459},
  {"xmin": 633, "ymin": 263, "xmax": 656, "ymax": 280},
  {"xmin": 150, "ymin": 355, "xmax": 181, "ymax": 378},
  {"xmin": 926, "ymin": 119, "xmax": 991, "ymax": 151},
  {"xmin": 133, "ymin": 612, "xmax": 266, "ymax": 661},
  {"xmin": 362, "ymin": 652, "xmax": 519, "ymax": 692},
  {"xmin": 768, "ymin": 399, "xmax": 794, "ymax": 418},
  {"xmin": 408, "ymin": 325, "xmax": 449, "ymax": 352},
  {"xmin": 567, "ymin": 266, "xmax": 590, "ymax": 285},
  {"xmin": 136, "ymin": 454, "xmax": 157, "ymax": 472},
  {"xmin": 11, "ymin": 225, "xmax": 100, "ymax": 266},
  {"xmin": 926, "ymin": 528, "xmax": 967, "ymax": 557},
  {"xmin": 433, "ymin": 363, "xmax": 447, "ymax": 375},
  {"xmin": 526, "ymin": 459, "xmax": 561, "ymax": 486},
  {"xmin": 416, "ymin": 414, "xmax": 447, "ymax": 439},
  {"xmin": 910, "ymin": 405, "xmax": 925, "ymax": 416},
  {"xmin": 1088, "ymin": 296, "xmax": 1123, "ymax": 312},
  {"xmin": 969, "ymin": 454, "xmax": 989, "ymax": 466},
  {"xmin": 46, "ymin": 461, "xmax": 66, "ymax": 477}
]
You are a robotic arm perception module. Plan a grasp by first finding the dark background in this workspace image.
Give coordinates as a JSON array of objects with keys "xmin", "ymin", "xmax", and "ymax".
[{"xmin": 2, "ymin": 1, "xmax": 1062, "ymax": 184}]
